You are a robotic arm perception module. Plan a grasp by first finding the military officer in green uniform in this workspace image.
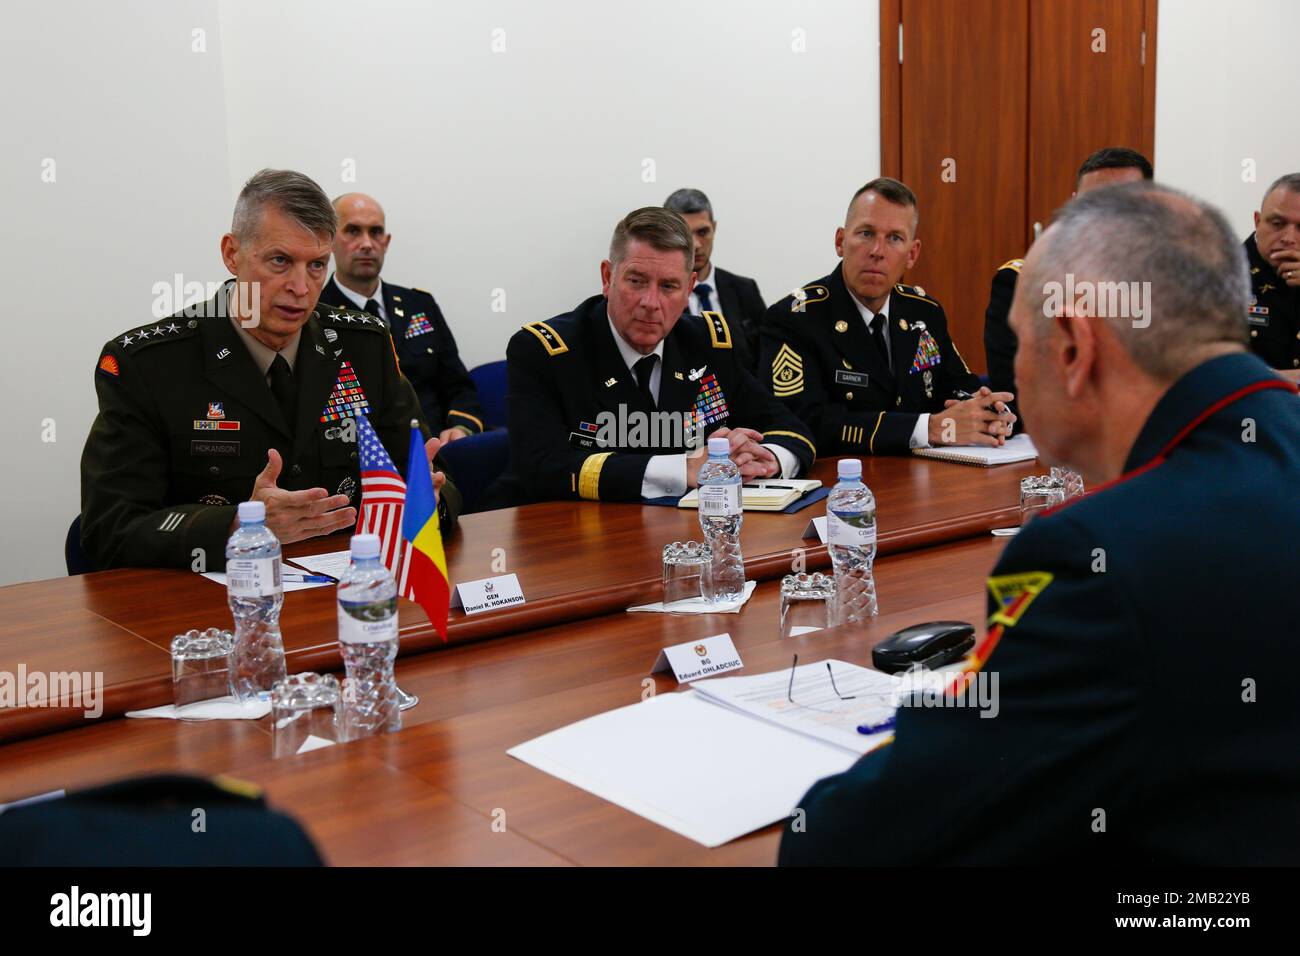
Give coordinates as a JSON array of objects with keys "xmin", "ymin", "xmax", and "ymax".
[
  {"xmin": 1243, "ymin": 172, "xmax": 1300, "ymax": 380},
  {"xmin": 492, "ymin": 207, "xmax": 815, "ymax": 506},
  {"xmin": 761, "ymin": 177, "xmax": 1012, "ymax": 456},
  {"xmin": 80, "ymin": 169, "xmax": 461, "ymax": 571}
]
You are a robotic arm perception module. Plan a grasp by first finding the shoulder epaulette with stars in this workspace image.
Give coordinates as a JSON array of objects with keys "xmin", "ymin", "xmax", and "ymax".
[
  {"xmin": 789, "ymin": 282, "xmax": 830, "ymax": 313},
  {"xmin": 997, "ymin": 259, "xmax": 1024, "ymax": 274},
  {"xmin": 893, "ymin": 283, "xmax": 940, "ymax": 307},
  {"xmin": 320, "ymin": 307, "xmax": 389, "ymax": 332},
  {"xmin": 522, "ymin": 320, "xmax": 568, "ymax": 356},
  {"xmin": 703, "ymin": 311, "xmax": 732, "ymax": 349},
  {"xmin": 112, "ymin": 317, "xmax": 198, "ymax": 353}
]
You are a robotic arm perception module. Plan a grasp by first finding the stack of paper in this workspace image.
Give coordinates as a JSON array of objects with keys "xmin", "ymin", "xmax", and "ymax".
[{"xmin": 507, "ymin": 660, "xmax": 899, "ymax": 847}]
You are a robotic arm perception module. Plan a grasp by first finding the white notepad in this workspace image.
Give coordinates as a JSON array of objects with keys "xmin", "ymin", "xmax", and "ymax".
[
  {"xmin": 911, "ymin": 433, "xmax": 1038, "ymax": 467},
  {"xmin": 507, "ymin": 661, "xmax": 899, "ymax": 847}
]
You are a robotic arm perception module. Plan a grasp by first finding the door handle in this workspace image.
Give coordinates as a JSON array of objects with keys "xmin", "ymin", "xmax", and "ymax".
[{"xmin": 1032, "ymin": 220, "xmax": 1043, "ymax": 243}]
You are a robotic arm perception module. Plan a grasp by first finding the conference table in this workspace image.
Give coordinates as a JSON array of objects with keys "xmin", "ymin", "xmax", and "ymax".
[{"xmin": 0, "ymin": 454, "xmax": 1034, "ymax": 865}]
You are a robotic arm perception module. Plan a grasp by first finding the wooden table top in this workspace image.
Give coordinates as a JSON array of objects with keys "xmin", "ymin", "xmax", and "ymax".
[
  {"xmin": 0, "ymin": 534, "xmax": 1006, "ymax": 866},
  {"xmin": 0, "ymin": 455, "xmax": 1033, "ymax": 741}
]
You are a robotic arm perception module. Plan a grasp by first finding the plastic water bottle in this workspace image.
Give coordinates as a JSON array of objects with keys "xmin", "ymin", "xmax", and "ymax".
[
  {"xmin": 697, "ymin": 435, "xmax": 745, "ymax": 603},
  {"xmin": 337, "ymin": 533, "xmax": 401, "ymax": 738},
  {"xmin": 827, "ymin": 459, "xmax": 878, "ymax": 623},
  {"xmin": 226, "ymin": 500, "xmax": 286, "ymax": 701}
]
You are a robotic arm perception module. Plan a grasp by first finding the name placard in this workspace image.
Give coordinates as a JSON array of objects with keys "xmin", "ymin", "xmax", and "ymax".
[
  {"xmin": 451, "ymin": 573, "xmax": 526, "ymax": 615},
  {"xmin": 651, "ymin": 633, "xmax": 743, "ymax": 684}
]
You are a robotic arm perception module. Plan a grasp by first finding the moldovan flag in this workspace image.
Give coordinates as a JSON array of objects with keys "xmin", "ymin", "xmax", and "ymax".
[{"xmin": 402, "ymin": 420, "xmax": 451, "ymax": 639}]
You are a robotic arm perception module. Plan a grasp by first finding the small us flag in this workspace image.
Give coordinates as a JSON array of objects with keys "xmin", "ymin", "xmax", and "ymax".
[{"xmin": 355, "ymin": 414, "xmax": 417, "ymax": 598}]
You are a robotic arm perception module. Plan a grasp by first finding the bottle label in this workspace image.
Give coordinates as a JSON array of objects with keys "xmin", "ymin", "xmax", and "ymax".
[
  {"xmin": 338, "ymin": 607, "xmax": 399, "ymax": 645},
  {"xmin": 226, "ymin": 557, "xmax": 281, "ymax": 597},
  {"xmin": 698, "ymin": 483, "xmax": 742, "ymax": 516},
  {"xmin": 827, "ymin": 513, "xmax": 877, "ymax": 547}
]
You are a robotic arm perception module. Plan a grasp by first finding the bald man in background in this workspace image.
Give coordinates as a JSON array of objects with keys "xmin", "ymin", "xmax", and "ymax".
[{"xmin": 318, "ymin": 193, "xmax": 485, "ymax": 443}]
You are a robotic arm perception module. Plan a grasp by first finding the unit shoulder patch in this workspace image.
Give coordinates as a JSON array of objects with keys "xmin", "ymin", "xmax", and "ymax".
[
  {"xmin": 986, "ymin": 571, "xmax": 1054, "ymax": 628},
  {"xmin": 523, "ymin": 320, "xmax": 569, "ymax": 356},
  {"xmin": 704, "ymin": 311, "xmax": 732, "ymax": 349}
]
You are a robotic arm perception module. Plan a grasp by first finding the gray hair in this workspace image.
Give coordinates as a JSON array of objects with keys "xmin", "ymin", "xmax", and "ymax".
[
  {"xmin": 1263, "ymin": 172, "xmax": 1300, "ymax": 207},
  {"xmin": 664, "ymin": 188, "xmax": 713, "ymax": 219},
  {"xmin": 609, "ymin": 207, "xmax": 694, "ymax": 273},
  {"xmin": 231, "ymin": 169, "xmax": 337, "ymax": 242},
  {"xmin": 1017, "ymin": 182, "xmax": 1248, "ymax": 381}
]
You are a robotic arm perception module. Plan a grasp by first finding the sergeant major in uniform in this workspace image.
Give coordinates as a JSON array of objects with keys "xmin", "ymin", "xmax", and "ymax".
[
  {"xmin": 80, "ymin": 169, "xmax": 461, "ymax": 571},
  {"xmin": 491, "ymin": 207, "xmax": 815, "ymax": 505},
  {"xmin": 761, "ymin": 177, "xmax": 1013, "ymax": 456}
]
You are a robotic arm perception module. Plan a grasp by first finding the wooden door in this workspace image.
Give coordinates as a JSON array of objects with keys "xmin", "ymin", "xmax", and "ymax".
[{"xmin": 880, "ymin": 0, "xmax": 1157, "ymax": 374}]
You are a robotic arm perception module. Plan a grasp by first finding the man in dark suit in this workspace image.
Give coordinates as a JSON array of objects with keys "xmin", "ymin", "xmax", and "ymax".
[
  {"xmin": 493, "ymin": 207, "xmax": 815, "ymax": 505},
  {"xmin": 80, "ymin": 170, "xmax": 460, "ymax": 571},
  {"xmin": 761, "ymin": 177, "xmax": 1010, "ymax": 456},
  {"xmin": 1241, "ymin": 172, "xmax": 1300, "ymax": 380},
  {"xmin": 664, "ymin": 188, "xmax": 767, "ymax": 372},
  {"xmin": 781, "ymin": 183, "xmax": 1300, "ymax": 865},
  {"xmin": 318, "ymin": 192, "xmax": 486, "ymax": 443},
  {"xmin": 984, "ymin": 147, "xmax": 1153, "ymax": 428}
]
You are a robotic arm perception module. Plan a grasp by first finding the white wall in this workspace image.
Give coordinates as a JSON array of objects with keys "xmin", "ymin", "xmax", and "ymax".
[
  {"xmin": 3, "ymin": 0, "xmax": 1296, "ymax": 587},
  {"xmin": 215, "ymin": 0, "xmax": 880, "ymax": 369},
  {"xmin": 1154, "ymin": 0, "xmax": 1300, "ymax": 237},
  {"xmin": 0, "ymin": 0, "xmax": 232, "ymax": 586}
]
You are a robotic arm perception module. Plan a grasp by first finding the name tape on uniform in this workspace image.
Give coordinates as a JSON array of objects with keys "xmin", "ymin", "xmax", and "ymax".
[
  {"xmin": 651, "ymin": 633, "xmax": 743, "ymax": 684},
  {"xmin": 451, "ymin": 573, "xmax": 526, "ymax": 615}
]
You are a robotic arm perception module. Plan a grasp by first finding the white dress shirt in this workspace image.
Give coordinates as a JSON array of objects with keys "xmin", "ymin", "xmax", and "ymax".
[
  {"xmin": 606, "ymin": 314, "xmax": 799, "ymax": 498},
  {"xmin": 689, "ymin": 263, "xmax": 719, "ymax": 315},
  {"xmin": 332, "ymin": 275, "xmax": 387, "ymax": 321},
  {"xmin": 846, "ymin": 290, "xmax": 931, "ymax": 449}
]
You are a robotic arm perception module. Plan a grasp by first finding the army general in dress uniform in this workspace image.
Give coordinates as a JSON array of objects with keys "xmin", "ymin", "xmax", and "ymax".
[
  {"xmin": 1243, "ymin": 172, "xmax": 1300, "ymax": 378},
  {"xmin": 492, "ymin": 207, "xmax": 815, "ymax": 506},
  {"xmin": 781, "ymin": 184, "xmax": 1300, "ymax": 865},
  {"xmin": 318, "ymin": 192, "xmax": 487, "ymax": 442},
  {"xmin": 80, "ymin": 169, "xmax": 461, "ymax": 572},
  {"xmin": 761, "ymin": 178, "xmax": 1013, "ymax": 457}
]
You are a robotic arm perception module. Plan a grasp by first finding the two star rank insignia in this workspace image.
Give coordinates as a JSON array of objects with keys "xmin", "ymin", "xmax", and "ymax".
[{"xmin": 319, "ymin": 360, "xmax": 371, "ymax": 422}]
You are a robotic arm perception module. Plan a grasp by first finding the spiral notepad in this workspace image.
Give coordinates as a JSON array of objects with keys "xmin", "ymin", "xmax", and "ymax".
[{"xmin": 911, "ymin": 434, "xmax": 1038, "ymax": 467}]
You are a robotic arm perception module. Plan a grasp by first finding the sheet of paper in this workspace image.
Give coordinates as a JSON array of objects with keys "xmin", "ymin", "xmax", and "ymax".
[
  {"xmin": 283, "ymin": 549, "xmax": 352, "ymax": 580},
  {"xmin": 627, "ymin": 579, "xmax": 756, "ymax": 614},
  {"xmin": 692, "ymin": 660, "xmax": 900, "ymax": 755},
  {"xmin": 126, "ymin": 695, "xmax": 271, "ymax": 721},
  {"xmin": 508, "ymin": 691, "xmax": 858, "ymax": 847},
  {"xmin": 201, "ymin": 571, "xmax": 329, "ymax": 592}
]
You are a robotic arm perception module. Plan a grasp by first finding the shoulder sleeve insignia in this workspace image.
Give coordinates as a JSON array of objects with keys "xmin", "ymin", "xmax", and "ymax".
[
  {"xmin": 987, "ymin": 571, "xmax": 1054, "ymax": 628},
  {"xmin": 997, "ymin": 259, "xmax": 1024, "ymax": 274},
  {"xmin": 704, "ymin": 311, "xmax": 732, "ymax": 349},
  {"xmin": 523, "ymin": 320, "xmax": 568, "ymax": 356},
  {"xmin": 771, "ymin": 343, "xmax": 804, "ymax": 397},
  {"xmin": 790, "ymin": 284, "xmax": 829, "ymax": 313},
  {"xmin": 97, "ymin": 354, "xmax": 120, "ymax": 376}
]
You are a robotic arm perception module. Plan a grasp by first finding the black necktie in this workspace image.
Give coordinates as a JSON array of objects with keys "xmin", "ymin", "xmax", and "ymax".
[
  {"xmin": 695, "ymin": 282, "xmax": 713, "ymax": 314},
  {"xmin": 870, "ymin": 314, "xmax": 890, "ymax": 371},
  {"xmin": 633, "ymin": 355, "xmax": 658, "ymax": 410},
  {"xmin": 268, "ymin": 353, "xmax": 297, "ymax": 432},
  {"xmin": 364, "ymin": 298, "xmax": 381, "ymax": 319}
]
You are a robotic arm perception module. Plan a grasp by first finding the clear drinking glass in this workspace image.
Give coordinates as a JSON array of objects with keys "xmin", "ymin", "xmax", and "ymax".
[
  {"xmin": 271, "ymin": 672, "xmax": 341, "ymax": 758},
  {"xmin": 1020, "ymin": 475, "xmax": 1066, "ymax": 525},
  {"xmin": 1050, "ymin": 465, "xmax": 1086, "ymax": 499},
  {"xmin": 170, "ymin": 628, "xmax": 234, "ymax": 708},
  {"xmin": 662, "ymin": 541, "xmax": 712, "ymax": 607},
  {"xmin": 779, "ymin": 572, "xmax": 837, "ymax": 639}
]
